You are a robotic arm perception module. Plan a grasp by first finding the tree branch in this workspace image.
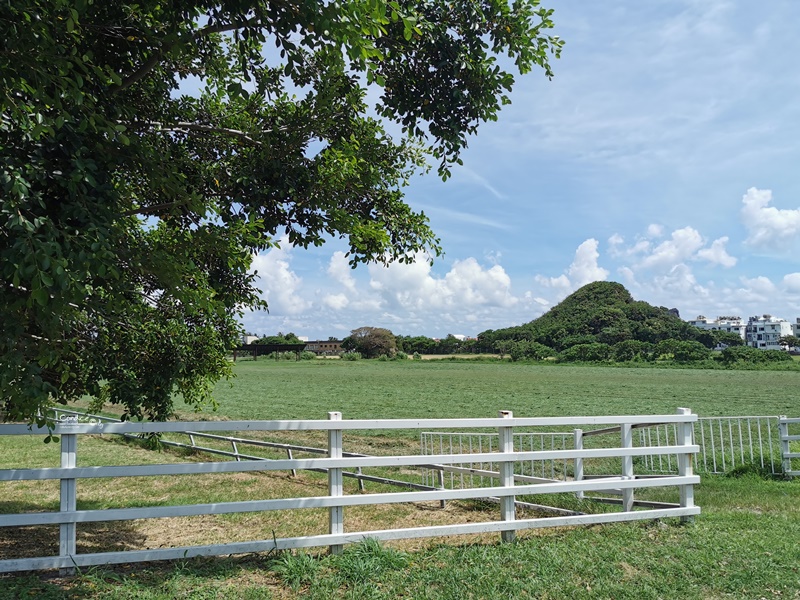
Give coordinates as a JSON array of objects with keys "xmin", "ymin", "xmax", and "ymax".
[
  {"xmin": 113, "ymin": 18, "xmax": 260, "ymax": 93},
  {"xmin": 142, "ymin": 120, "xmax": 263, "ymax": 145}
]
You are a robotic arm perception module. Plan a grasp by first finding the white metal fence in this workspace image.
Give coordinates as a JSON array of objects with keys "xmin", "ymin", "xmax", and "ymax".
[
  {"xmin": 0, "ymin": 410, "xmax": 700, "ymax": 574},
  {"xmin": 423, "ymin": 415, "xmax": 797, "ymax": 481}
]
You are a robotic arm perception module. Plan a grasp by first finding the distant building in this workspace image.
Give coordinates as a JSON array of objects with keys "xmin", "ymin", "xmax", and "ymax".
[
  {"xmin": 687, "ymin": 315, "xmax": 746, "ymax": 341},
  {"xmin": 242, "ymin": 334, "xmax": 259, "ymax": 345},
  {"xmin": 305, "ymin": 340, "xmax": 344, "ymax": 356},
  {"xmin": 744, "ymin": 315, "xmax": 792, "ymax": 350},
  {"xmin": 687, "ymin": 314, "xmax": 796, "ymax": 350}
]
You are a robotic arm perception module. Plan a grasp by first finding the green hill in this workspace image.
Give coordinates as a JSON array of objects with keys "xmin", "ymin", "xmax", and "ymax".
[{"xmin": 478, "ymin": 281, "xmax": 706, "ymax": 352}]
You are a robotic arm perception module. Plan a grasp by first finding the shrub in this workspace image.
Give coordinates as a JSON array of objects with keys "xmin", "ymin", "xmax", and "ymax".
[
  {"xmin": 341, "ymin": 352, "xmax": 362, "ymax": 361},
  {"xmin": 412, "ymin": 352, "xmax": 422, "ymax": 360},
  {"xmin": 395, "ymin": 351, "xmax": 408, "ymax": 360},
  {"xmin": 557, "ymin": 342, "xmax": 612, "ymax": 363},
  {"xmin": 672, "ymin": 340, "xmax": 711, "ymax": 364},
  {"xmin": 299, "ymin": 351, "xmax": 316, "ymax": 360},
  {"xmin": 719, "ymin": 346, "xmax": 793, "ymax": 366}
]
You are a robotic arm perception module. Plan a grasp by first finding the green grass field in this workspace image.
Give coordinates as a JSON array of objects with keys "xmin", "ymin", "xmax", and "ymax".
[
  {"xmin": 206, "ymin": 360, "xmax": 800, "ymax": 421},
  {"xmin": 2, "ymin": 360, "xmax": 799, "ymax": 599}
]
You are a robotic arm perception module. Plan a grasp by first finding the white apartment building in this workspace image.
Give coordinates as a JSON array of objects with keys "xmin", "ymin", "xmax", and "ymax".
[
  {"xmin": 744, "ymin": 315, "xmax": 792, "ymax": 350},
  {"xmin": 687, "ymin": 315, "xmax": 747, "ymax": 341},
  {"xmin": 687, "ymin": 314, "xmax": 794, "ymax": 350}
]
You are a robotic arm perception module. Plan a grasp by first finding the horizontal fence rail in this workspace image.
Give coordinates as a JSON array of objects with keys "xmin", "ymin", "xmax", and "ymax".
[{"xmin": 1, "ymin": 410, "xmax": 701, "ymax": 574}]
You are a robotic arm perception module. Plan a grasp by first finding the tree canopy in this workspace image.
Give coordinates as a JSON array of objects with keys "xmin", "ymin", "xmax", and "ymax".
[
  {"xmin": 1, "ymin": 0, "xmax": 562, "ymax": 424},
  {"xmin": 341, "ymin": 326, "xmax": 397, "ymax": 359}
]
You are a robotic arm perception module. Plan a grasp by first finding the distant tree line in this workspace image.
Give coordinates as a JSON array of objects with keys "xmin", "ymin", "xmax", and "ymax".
[{"xmin": 255, "ymin": 283, "xmax": 799, "ymax": 368}]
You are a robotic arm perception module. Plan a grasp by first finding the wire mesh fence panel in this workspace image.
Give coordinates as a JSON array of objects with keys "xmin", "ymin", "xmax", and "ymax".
[
  {"xmin": 633, "ymin": 417, "xmax": 782, "ymax": 476},
  {"xmin": 420, "ymin": 431, "xmax": 574, "ymax": 489}
]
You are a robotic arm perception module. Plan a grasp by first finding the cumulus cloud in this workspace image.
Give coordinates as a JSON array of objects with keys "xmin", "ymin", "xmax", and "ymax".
[
  {"xmin": 608, "ymin": 233, "xmax": 651, "ymax": 259},
  {"xmin": 327, "ymin": 251, "xmax": 357, "ymax": 293},
  {"xmin": 651, "ymin": 264, "xmax": 708, "ymax": 297},
  {"xmin": 535, "ymin": 239, "xmax": 609, "ymax": 295},
  {"xmin": 322, "ymin": 293, "xmax": 349, "ymax": 310},
  {"xmin": 781, "ymin": 273, "xmax": 800, "ymax": 294},
  {"xmin": 734, "ymin": 275, "xmax": 777, "ymax": 304},
  {"xmin": 568, "ymin": 239, "xmax": 610, "ymax": 288},
  {"xmin": 368, "ymin": 255, "xmax": 518, "ymax": 311},
  {"xmin": 696, "ymin": 237, "xmax": 737, "ymax": 267},
  {"xmin": 640, "ymin": 226, "xmax": 705, "ymax": 269},
  {"xmin": 250, "ymin": 242, "xmax": 311, "ymax": 315},
  {"xmin": 741, "ymin": 187, "xmax": 800, "ymax": 250}
]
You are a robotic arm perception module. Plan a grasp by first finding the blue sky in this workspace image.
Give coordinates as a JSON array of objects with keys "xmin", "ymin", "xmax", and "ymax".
[{"xmin": 242, "ymin": 0, "xmax": 800, "ymax": 340}]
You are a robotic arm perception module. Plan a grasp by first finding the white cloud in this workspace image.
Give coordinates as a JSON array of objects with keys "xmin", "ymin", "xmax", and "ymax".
[
  {"xmin": 696, "ymin": 237, "xmax": 737, "ymax": 267},
  {"xmin": 609, "ymin": 233, "xmax": 651, "ymax": 259},
  {"xmin": 781, "ymin": 273, "xmax": 800, "ymax": 294},
  {"xmin": 640, "ymin": 226, "xmax": 704, "ymax": 270},
  {"xmin": 250, "ymin": 242, "xmax": 311, "ymax": 315},
  {"xmin": 327, "ymin": 251, "xmax": 357, "ymax": 293},
  {"xmin": 651, "ymin": 264, "xmax": 708, "ymax": 297},
  {"xmin": 741, "ymin": 187, "xmax": 800, "ymax": 250},
  {"xmin": 322, "ymin": 293, "xmax": 349, "ymax": 310},
  {"xmin": 647, "ymin": 223, "xmax": 664, "ymax": 238},
  {"xmin": 734, "ymin": 275, "xmax": 777, "ymax": 304},
  {"xmin": 536, "ymin": 239, "xmax": 609, "ymax": 296},
  {"xmin": 368, "ymin": 255, "xmax": 518, "ymax": 311},
  {"xmin": 568, "ymin": 239, "xmax": 610, "ymax": 288}
]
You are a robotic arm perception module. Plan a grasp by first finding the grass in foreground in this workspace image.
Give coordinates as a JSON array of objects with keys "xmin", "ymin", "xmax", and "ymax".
[{"xmin": 2, "ymin": 474, "xmax": 798, "ymax": 599}]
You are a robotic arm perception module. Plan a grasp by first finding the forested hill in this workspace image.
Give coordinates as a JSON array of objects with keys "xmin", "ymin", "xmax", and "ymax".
[{"xmin": 478, "ymin": 281, "xmax": 719, "ymax": 352}]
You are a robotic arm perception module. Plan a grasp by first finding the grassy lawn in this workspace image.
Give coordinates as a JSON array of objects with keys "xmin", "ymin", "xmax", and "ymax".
[
  {"xmin": 203, "ymin": 359, "xmax": 800, "ymax": 422},
  {"xmin": 2, "ymin": 360, "xmax": 799, "ymax": 598}
]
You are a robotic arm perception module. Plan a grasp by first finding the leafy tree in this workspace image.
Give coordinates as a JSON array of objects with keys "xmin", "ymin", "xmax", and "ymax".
[
  {"xmin": 257, "ymin": 332, "xmax": 302, "ymax": 345},
  {"xmin": 1, "ymin": 0, "xmax": 562, "ymax": 424},
  {"xmin": 779, "ymin": 335, "xmax": 800, "ymax": 350},
  {"xmin": 711, "ymin": 330, "xmax": 745, "ymax": 348},
  {"xmin": 671, "ymin": 341, "xmax": 711, "ymax": 364},
  {"xmin": 341, "ymin": 327, "xmax": 397, "ymax": 359}
]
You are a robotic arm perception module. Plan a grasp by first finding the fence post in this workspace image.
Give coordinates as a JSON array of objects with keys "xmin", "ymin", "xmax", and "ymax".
[
  {"xmin": 621, "ymin": 423, "xmax": 634, "ymax": 512},
  {"xmin": 677, "ymin": 407, "xmax": 695, "ymax": 523},
  {"xmin": 328, "ymin": 411, "xmax": 344, "ymax": 555},
  {"xmin": 573, "ymin": 429, "xmax": 584, "ymax": 500},
  {"xmin": 498, "ymin": 410, "xmax": 515, "ymax": 543},
  {"xmin": 59, "ymin": 433, "xmax": 78, "ymax": 575},
  {"xmin": 779, "ymin": 416, "xmax": 790, "ymax": 476}
]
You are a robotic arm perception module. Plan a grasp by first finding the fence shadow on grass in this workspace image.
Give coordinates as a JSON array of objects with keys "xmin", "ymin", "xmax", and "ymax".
[{"xmin": 0, "ymin": 503, "xmax": 148, "ymax": 561}]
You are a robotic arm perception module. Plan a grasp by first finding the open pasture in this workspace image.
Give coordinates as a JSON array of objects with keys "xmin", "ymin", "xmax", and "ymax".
[{"xmin": 203, "ymin": 360, "xmax": 800, "ymax": 422}]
